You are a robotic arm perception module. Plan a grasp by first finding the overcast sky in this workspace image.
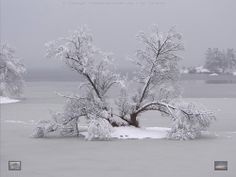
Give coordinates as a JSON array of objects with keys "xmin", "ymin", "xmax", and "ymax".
[{"xmin": 1, "ymin": 0, "xmax": 236, "ymax": 70}]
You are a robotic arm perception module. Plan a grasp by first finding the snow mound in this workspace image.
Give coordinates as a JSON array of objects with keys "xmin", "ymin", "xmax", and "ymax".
[
  {"xmin": 111, "ymin": 126, "xmax": 170, "ymax": 139},
  {"xmin": 80, "ymin": 126, "xmax": 170, "ymax": 139},
  {"xmin": 0, "ymin": 96, "xmax": 20, "ymax": 104}
]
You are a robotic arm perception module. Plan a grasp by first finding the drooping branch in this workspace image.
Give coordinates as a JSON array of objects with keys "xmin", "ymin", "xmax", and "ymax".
[{"xmin": 137, "ymin": 101, "xmax": 183, "ymax": 118}]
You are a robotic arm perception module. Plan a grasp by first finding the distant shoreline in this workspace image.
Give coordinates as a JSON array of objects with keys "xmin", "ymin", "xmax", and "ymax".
[{"xmin": 24, "ymin": 69, "xmax": 236, "ymax": 82}]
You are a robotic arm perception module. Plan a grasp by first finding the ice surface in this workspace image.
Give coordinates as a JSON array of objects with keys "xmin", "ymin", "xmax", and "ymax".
[{"xmin": 1, "ymin": 82, "xmax": 236, "ymax": 177}]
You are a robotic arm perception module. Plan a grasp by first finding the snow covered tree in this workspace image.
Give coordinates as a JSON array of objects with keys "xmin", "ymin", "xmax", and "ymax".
[
  {"xmin": 167, "ymin": 100, "xmax": 215, "ymax": 140},
  {"xmin": 86, "ymin": 117, "xmax": 113, "ymax": 140},
  {"xmin": 34, "ymin": 26, "xmax": 123, "ymax": 139},
  {"xmin": 225, "ymin": 48, "xmax": 236, "ymax": 73},
  {"xmin": 115, "ymin": 25, "xmax": 215, "ymax": 139},
  {"xmin": 205, "ymin": 48, "xmax": 224, "ymax": 73},
  {"xmin": 34, "ymin": 25, "xmax": 216, "ymax": 140},
  {"xmin": 205, "ymin": 48, "xmax": 236, "ymax": 74},
  {"xmin": 115, "ymin": 26, "xmax": 183, "ymax": 127},
  {"xmin": 0, "ymin": 44, "xmax": 25, "ymax": 97}
]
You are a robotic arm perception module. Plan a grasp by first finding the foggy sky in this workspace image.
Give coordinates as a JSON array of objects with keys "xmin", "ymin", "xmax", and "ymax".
[{"xmin": 1, "ymin": 0, "xmax": 236, "ymax": 70}]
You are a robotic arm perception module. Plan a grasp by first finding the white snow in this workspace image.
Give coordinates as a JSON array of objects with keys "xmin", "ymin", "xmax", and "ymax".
[
  {"xmin": 111, "ymin": 126, "xmax": 170, "ymax": 139},
  {"xmin": 195, "ymin": 66, "xmax": 210, "ymax": 73},
  {"xmin": 80, "ymin": 126, "xmax": 170, "ymax": 139},
  {"xmin": 0, "ymin": 96, "xmax": 20, "ymax": 104},
  {"xmin": 209, "ymin": 73, "xmax": 218, "ymax": 76}
]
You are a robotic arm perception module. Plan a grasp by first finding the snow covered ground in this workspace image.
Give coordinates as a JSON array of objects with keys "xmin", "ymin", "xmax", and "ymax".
[
  {"xmin": 0, "ymin": 96, "xmax": 20, "ymax": 104},
  {"xmin": 79, "ymin": 126, "xmax": 170, "ymax": 139},
  {"xmin": 1, "ymin": 82, "xmax": 236, "ymax": 177},
  {"xmin": 111, "ymin": 127, "xmax": 170, "ymax": 139}
]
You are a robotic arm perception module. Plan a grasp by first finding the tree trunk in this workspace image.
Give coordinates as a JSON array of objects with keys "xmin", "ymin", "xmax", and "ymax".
[
  {"xmin": 108, "ymin": 113, "xmax": 139, "ymax": 127},
  {"xmin": 130, "ymin": 113, "xmax": 139, "ymax": 127},
  {"xmin": 74, "ymin": 118, "xmax": 79, "ymax": 136}
]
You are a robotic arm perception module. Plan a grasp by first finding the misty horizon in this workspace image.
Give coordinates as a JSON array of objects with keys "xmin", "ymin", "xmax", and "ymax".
[{"xmin": 1, "ymin": 0, "xmax": 236, "ymax": 71}]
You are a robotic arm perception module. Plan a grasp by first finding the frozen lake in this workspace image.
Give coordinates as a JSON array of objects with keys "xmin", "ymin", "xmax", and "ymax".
[{"xmin": 1, "ymin": 81, "xmax": 236, "ymax": 177}]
